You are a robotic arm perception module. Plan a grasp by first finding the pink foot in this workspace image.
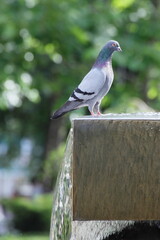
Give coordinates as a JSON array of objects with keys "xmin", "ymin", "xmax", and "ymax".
[
  {"xmin": 90, "ymin": 112, "xmax": 95, "ymax": 116},
  {"xmin": 97, "ymin": 111, "xmax": 102, "ymax": 116}
]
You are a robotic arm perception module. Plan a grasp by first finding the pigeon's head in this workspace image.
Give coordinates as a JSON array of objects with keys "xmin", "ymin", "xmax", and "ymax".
[
  {"xmin": 106, "ymin": 40, "xmax": 122, "ymax": 52},
  {"xmin": 93, "ymin": 40, "xmax": 122, "ymax": 68}
]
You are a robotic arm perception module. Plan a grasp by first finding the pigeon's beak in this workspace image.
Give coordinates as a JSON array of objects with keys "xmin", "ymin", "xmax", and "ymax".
[{"xmin": 117, "ymin": 46, "xmax": 122, "ymax": 52}]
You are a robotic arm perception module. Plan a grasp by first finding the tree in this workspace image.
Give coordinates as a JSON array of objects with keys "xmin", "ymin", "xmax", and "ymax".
[{"xmin": 0, "ymin": 0, "xmax": 160, "ymax": 188}]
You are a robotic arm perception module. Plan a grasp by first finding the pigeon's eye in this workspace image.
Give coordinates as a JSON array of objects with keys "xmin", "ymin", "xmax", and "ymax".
[{"xmin": 112, "ymin": 43, "xmax": 116, "ymax": 47}]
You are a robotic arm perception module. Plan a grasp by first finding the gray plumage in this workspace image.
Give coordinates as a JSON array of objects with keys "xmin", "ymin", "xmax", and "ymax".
[{"xmin": 51, "ymin": 40, "xmax": 122, "ymax": 119}]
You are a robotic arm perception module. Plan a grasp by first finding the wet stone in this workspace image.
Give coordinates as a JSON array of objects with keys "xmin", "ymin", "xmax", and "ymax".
[{"xmin": 50, "ymin": 113, "xmax": 160, "ymax": 240}]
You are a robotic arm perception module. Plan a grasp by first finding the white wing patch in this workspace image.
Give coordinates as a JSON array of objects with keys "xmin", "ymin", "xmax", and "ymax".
[{"xmin": 69, "ymin": 68, "xmax": 105, "ymax": 102}]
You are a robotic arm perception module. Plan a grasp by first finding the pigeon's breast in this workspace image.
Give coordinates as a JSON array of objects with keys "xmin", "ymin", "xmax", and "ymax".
[
  {"xmin": 101, "ymin": 62, "xmax": 114, "ymax": 80},
  {"xmin": 98, "ymin": 63, "xmax": 114, "ymax": 99}
]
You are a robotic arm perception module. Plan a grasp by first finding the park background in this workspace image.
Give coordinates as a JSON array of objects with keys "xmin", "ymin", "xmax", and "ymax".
[{"xmin": 0, "ymin": 0, "xmax": 160, "ymax": 239}]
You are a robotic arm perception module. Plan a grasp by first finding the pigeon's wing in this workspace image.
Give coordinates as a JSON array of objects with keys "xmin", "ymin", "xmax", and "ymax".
[
  {"xmin": 51, "ymin": 68, "xmax": 105, "ymax": 119},
  {"xmin": 69, "ymin": 68, "xmax": 105, "ymax": 102}
]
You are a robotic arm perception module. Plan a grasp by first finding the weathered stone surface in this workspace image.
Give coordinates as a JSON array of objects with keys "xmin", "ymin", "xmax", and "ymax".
[
  {"xmin": 73, "ymin": 113, "xmax": 160, "ymax": 220},
  {"xmin": 50, "ymin": 127, "xmax": 134, "ymax": 240},
  {"xmin": 50, "ymin": 113, "xmax": 160, "ymax": 239},
  {"xmin": 50, "ymin": 130, "xmax": 73, "ymax": 240},
  {"xmin": 71, "ymin": 220, "xmax": 134, "ymax": 240}
]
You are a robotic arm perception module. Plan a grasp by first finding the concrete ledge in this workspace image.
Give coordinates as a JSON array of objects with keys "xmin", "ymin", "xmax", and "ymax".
[
  {"xmin": 50, "ymin": 127, "xmax": 135, "ymax": 240},
  {"xmin": 72, "ymin": 113, "xmax": 160, "ymax": 220}
]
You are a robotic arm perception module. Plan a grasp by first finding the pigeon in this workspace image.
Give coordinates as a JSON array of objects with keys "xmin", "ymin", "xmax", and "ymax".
[{"xmin": 51, "ymin": 40, "xmax": 122, "ymax": 119}]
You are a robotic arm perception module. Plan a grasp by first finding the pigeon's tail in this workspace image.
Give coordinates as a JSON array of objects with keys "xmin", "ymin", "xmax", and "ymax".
[{"xmin": 51, "ymin": 101, "xmax": 82, "ymax": 119}]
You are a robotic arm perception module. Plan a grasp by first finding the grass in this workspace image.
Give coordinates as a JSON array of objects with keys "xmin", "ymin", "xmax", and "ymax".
[{"xmin": 0, "ymin": 234, "xmax": 49, "ymax": 240}]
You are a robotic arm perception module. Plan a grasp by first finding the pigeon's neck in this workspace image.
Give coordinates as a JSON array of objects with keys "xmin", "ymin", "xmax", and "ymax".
[{"xmin": 93, "ymin": 47, "xmax": 113, "ymax": 69}]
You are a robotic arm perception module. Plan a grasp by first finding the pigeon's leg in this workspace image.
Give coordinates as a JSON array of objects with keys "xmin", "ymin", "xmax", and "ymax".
[
  {"xmin": 93, "ymin": 101, "xmax": 102, "ymax": 116},
  {"xmin": 88, "ymin": 103, "xmax": 96, "ymax": 116}
]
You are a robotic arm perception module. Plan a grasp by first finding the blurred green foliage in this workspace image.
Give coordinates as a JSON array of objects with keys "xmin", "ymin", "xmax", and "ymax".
[
  {"xmin": 43, "ymin": 143, "xmax": 65, "ymax": 190},
  {"xmin": 0, "ymin": 0, "xmax": 160, "ymax": 235},
  {"xmin": 1, "ymin": 194, "xmax": 52, "ymax": 232},
  {"xmin": 0, "ymin": 0, "xmax": 160, "ymax": 183},
  {"xmin": 0, "ymin": 234, "xmax": 48, "ymax": 240}
]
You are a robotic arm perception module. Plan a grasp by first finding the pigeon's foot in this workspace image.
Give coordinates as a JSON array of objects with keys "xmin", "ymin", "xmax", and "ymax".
[
  {"xmin": 90, "ymin": 111, "xmax": 96, "ymax": 116},
  {"xmin": 97, "ymin": 111, "xmax": 102, "ymax": 116},
  {"xmin": 90, "ymin": 111, "xmax": 103, "ymax": 117},
  {"xmin": 97, "ymin": 111, "xmax": 105, "ymax": 117}
]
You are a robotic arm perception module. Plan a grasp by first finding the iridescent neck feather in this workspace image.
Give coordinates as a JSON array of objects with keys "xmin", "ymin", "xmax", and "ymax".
[{"xmin": 93, "ymin": 46, "xmax": 114, "ymax": 68}]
